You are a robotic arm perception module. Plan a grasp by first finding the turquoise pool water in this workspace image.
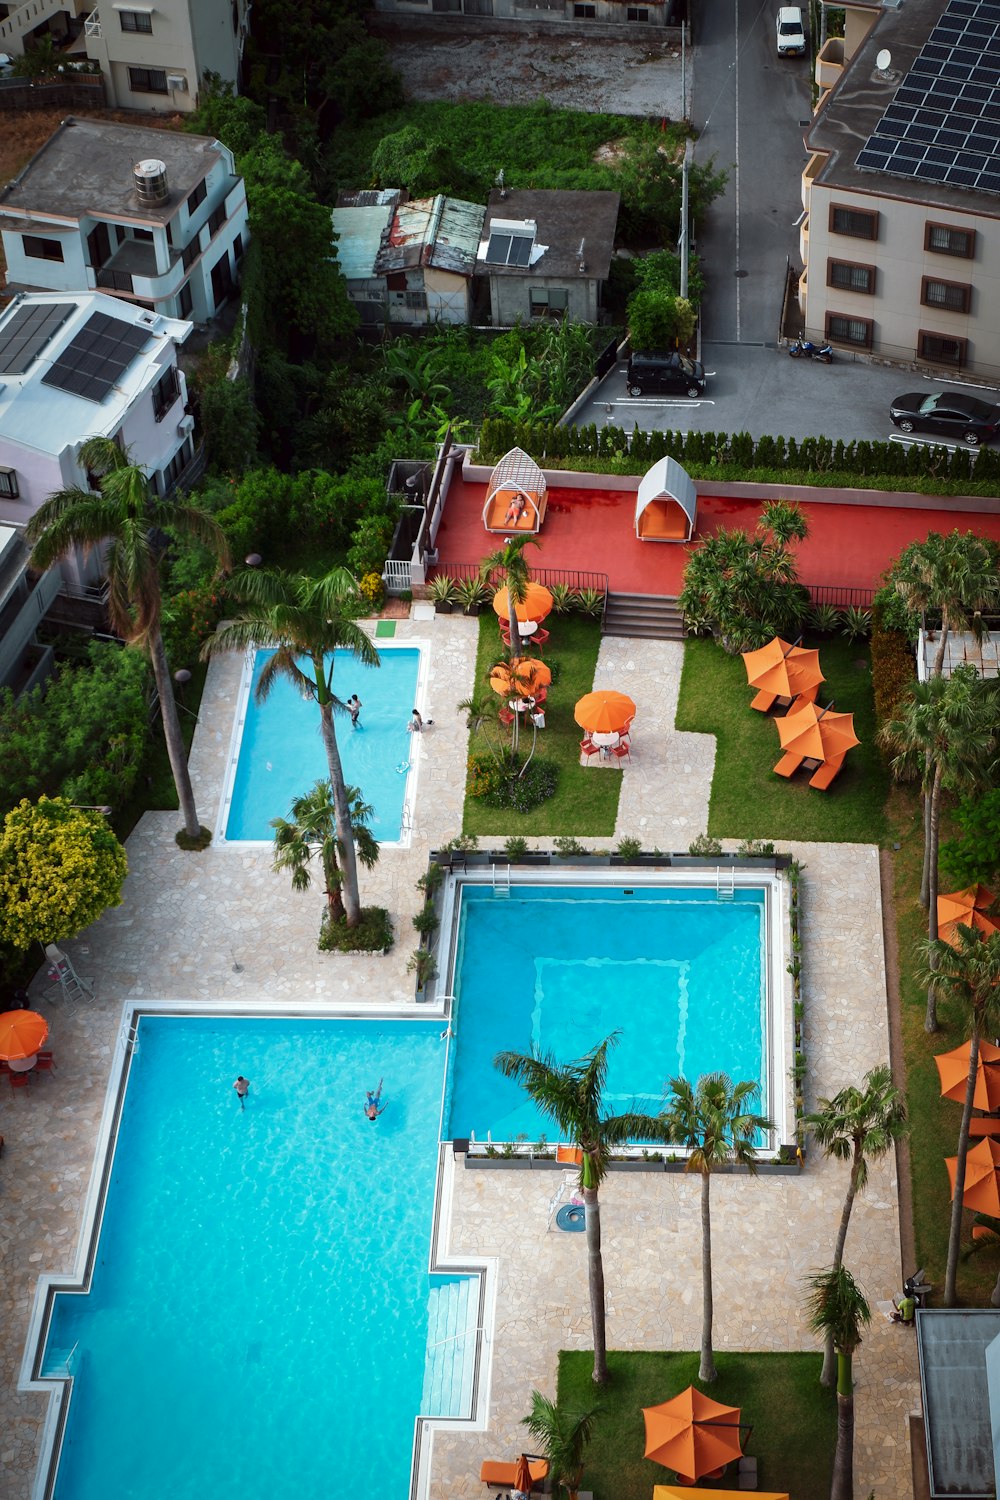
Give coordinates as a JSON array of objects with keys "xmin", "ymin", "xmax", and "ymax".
[
  {"xmin": 446, "ymin": 884, "xmax": 768, "ymax": 1142},
  {"xmin": 42, "ymin": 1018, "xmax": 449, "ymax": 1499},
  {"xmin": 225, "ymin": 647, "xmax": 420, "ymax": 841}
]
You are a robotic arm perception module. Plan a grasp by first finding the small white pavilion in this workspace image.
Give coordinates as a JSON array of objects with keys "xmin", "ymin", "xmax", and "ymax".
[
  {"xmin": 633, "ymin": 456, "xmax": 698, "ymax": 542},
  {"xmin": 482, "ymin": 447, "xmax": 548, "ymax": 534}
]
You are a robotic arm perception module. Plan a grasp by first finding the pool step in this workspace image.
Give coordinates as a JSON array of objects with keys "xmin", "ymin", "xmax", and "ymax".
[{"xmin": 420, "ymin": 1275, "xmax": 478, "ymax": 1419}]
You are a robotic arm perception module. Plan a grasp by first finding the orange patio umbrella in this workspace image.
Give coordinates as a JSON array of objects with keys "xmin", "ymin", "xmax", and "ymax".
[
  {"xmin": 512, "ymin": 1454, "xmax": 535, "ymax": 1494},
  {"xmin": 643, "ymin": 1387, "xmax": 744, "ymax": 1482},
  {"xmin": 946, "ymin": 1135, "xmax": 1000, "ymax": 1215},
  {"xmin": 653, "ymin": 1489, "xmax": 789, "ymax": 1500},
  {"xmin": 937, "ymin": 886, "xmax": 1000, "ymax": 947},
  {"xmin": 742, "ymin": 637, "xmax": 824, "ymax": 699},
  {"xmin": 574, "ymin": 690, "xmax": 636, "ymax": 736},
  {"xmin": 776, "ymin": 701, "xmax": 860, "ymax": 762},
  {"xmin": 492, "ymin": 583, "xmax": 553, "ymax": 624},
  {"xmin": 0, "ymin": 1009, "xmax": 49, "ymax": 1061},
  {"xmin": 489, "ymin": 658, "xmax": 553, "ymax": 698},
  {"xmin": 936, "ymin": 1038, "xmax": 1000, "ymax": 1112}
]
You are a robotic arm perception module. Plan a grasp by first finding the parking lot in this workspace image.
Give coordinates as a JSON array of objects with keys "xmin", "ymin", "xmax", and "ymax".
[{"xmin": 571, "ymin": 340, "xmax": 1000, "ymax": 447}]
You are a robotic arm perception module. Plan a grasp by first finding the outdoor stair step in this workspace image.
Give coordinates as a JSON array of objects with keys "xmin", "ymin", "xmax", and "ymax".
[
  {"xmin": 421, "ymin": 1277, "xmax": 477, "ymax": 1419},
  {"xmin": 603, "ymin": 592, "xmax": 686, "ymax": 641}
]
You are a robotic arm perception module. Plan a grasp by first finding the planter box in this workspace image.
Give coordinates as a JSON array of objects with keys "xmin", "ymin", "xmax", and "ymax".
[{"xmin": 610, "ymin": 1158, "xmax": 665, "ymax": 1172}]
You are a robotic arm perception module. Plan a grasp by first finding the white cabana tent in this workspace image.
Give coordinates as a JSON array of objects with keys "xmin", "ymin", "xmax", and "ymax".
[
  {"xmin": 482, "ymin": 447, "xmax": 548, "ymax": 534},
  {"xmin": 634, "ymin": 456, "xmax": 698, "ymax": 542}
]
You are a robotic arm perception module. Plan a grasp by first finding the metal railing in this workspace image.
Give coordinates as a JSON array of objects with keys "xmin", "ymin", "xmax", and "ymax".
[
  {"xmin": 428, "ymin": 562, "xmax": 609, "ymax": 595},
  {"xmin": 801, "ymin": 582, "xmax": 875, "ymax": 608}
]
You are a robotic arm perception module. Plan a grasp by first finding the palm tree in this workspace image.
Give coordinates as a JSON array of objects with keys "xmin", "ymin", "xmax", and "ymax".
[
  {"xmin": 494, "ymin": 1033, "xmax": 664, "ymax": 1385},
  {"xmin": 271, "ymin": 779, "xmax": 379, "ymax": 927},
  {"xmin": 880, "ymin": 665, "xmax": 998, "ymax": 1029},
  {"xmin": 25, "ymin": 436, "xmax": 229, "ymax": 842},
  {"xmin": 801, "ymin": 1065, "xmax": 908, "ymax": 1385},
  {"xmin": 804, "ymin": 1265, "xmax": 871, "ymax": 1500},
  {"xmin": 480, "ymin": 535, "xmax": 540, "ymax": 756},
  {"xmin": 914, "ymin": 927, "xmax": 1000, "ymax": 1306},
  {"xmin": 661, "ymin": 1073, "xmax": 772, "ymax": 1382},
  {"xmin": 521, "ymin": 1389, "xmax": 602, "ymax": 1500},
  {"xmin": 203, "ymin": 567, "xmax": 379, "ymax": 926}
]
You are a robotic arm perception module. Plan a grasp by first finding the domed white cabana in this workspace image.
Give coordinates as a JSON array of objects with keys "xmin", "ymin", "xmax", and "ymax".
[
  {"xmin": 634, "ymin": 456, "xmax": 698, "ymax": 542},
  {"xmin": 482, "ymin": 447, "xmax": 548, "ymax": 534}
]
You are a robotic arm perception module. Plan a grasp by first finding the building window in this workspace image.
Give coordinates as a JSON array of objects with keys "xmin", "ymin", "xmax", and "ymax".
[
  {"xmin": 825, "ymin": 312, "xmax": 874, "ymax": 349},
  {"xmin": 132, "ymin": 228, "xmax": 154, "ymax": 243},
  {"xmin": 0, "ymin": 467, "xmax": 19, "ymax": 498},
  {"xmin": 181, "ymin": 236, "xmax": 201, "ymax": 272},
  {"xmin": 404, "ymin": 290, "xmax": 428, "ymax": 309},
  {"xmin": 23, "ymin": 235, "xmax": 64, "ymax": 262},
  {"xmin": 119, "ymin": 9, "xmax": 153, "ymax": 31},
  {"xmin": 574, "ymin": 3, "xmax": 597, "ymax": 13},
  {"xmin": 826, "ymin": 259, "xmax": 875, "ymax": 295},
  {"xmin": 921, "ymin": 276, "xmax": 971, "ymax": 314},
  {"xmin": 151, "ymin": 367, "xmax": 180, "ymax": 422},
  {"xmin": 627, "ymin": 5, "xmax": 650, "ymax": 16},
  {"xmin": 918, "ymin": 330, "xmax": 968, "ymax": 367},
  {"xmin": 828, "ymin": 204, "xmax": 879, "ymax": 241},
  {"xmin": 128, "ymin": 67, "xmax": 168, "ymax": 94},
  {"xmin": 178, "ymin": 281, "xmax": 193, "ymax": 318},
  {"xmin": 208, "ymin": 204, "xmax": 227, "ymax": 238},
  {"xmin": 924, "ymin": 222, "xmax": 975, "ymax": 259},
  {"xmin": 529, "ymin": 287, "xmax": 570, "ymax": 316},
  {"xmin": 161, "ymin": 445, "xmax": 190, "ymax": 493},
  {"xmin": 232, "ymin": 232, "xmax": 244, "ymax": 263},
  {"xmin": 186, "ymin": 179, "xmax": 208, "ymax": 216}
]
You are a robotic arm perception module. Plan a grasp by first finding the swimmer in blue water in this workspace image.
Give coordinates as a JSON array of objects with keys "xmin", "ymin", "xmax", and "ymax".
[{"xmin": 364, "ymin": 1079, "xmax": 386, "ymax": 1122}]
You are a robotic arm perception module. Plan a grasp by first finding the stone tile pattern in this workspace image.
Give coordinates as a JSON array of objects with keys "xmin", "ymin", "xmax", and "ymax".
[{"xmin": 0, "ymin": 617, "xmax": 918, "ymax": 1500}]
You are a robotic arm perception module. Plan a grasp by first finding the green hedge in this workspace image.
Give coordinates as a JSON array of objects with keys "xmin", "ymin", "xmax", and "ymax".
[
  {"xmin": 478, "ymin": 418, "xmax": 1000, "ymax": 493},
  {"xmin": 870, "ymin": 604, "xmax": 917, "ymax": 747}
]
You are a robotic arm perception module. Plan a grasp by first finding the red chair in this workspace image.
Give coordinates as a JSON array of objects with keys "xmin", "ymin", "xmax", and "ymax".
[
  {"xmin": 9, "ymin": 1071, "xmax": 31, "ymax": 1089},
  {"xmin": 499, "ymin": 707, "xmax": 515, "ymax": 727},
  {"xmin": 531, "ymin": 685, "xmax": 548, "ymax": 706},
  {"xmin": 529, "ymin": 627, "xmax": 550, "ymax": 647},
  {"xmin": 35, "ymin": 1051, "xmax": 55, "ymax": 1073},
  {"xmin": 611, "ymin": 743, "xmax": 631, "ymax": 765},
  {"xmin": 580, "ymin": 738, "xmax": 598, "ymax": 763}
]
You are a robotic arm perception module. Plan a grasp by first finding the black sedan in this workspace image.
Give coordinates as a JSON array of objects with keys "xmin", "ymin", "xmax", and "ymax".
[{"xmin": 889, "ymin": 391, "xmax": 1000, "ymax": 446}]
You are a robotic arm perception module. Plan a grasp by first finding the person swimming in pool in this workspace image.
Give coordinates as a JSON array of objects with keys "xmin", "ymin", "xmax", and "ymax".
[{"xmin": 364, "ymin": 1079, "xmax": 386, "ymax": 1121}]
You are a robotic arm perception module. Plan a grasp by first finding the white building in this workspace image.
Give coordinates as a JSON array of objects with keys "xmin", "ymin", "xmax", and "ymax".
[
  {"xmin": 0, "ymin": 523, "xmax": 63, "ymax": 697},
  {"xmin": 0, "ymin": 117, "xmax": 248, "ymax": 324},
  {"xmin": 0, "ymin": 0, "xmax": 249, "ymax": 114},
  {"xmin": 0, "ymin": 290, "xmax": 197, "ymax": 595}
]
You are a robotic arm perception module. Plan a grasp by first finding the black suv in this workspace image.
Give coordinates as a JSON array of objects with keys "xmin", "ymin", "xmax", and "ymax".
[{"xmin": 626, "ymin": 351, "xmax": 706, "ymax": 398}]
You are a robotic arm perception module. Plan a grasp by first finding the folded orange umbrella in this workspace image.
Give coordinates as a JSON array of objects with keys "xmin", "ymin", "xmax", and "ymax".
[
  {"xmin": 492, "ymin": 583, "xmax": 553, "ymax": 623},
  {"xmin": 776, "ymin": 701, "xmax": 859, "ymax": 761},
  {"xmin": 937, "ymin": 886, "xmax": 1000, "ymax": 947},
  {"xmin": 643, "ymin": 1387, "xmax": 744, "ymax": 1481},
  {"xmin": 936, "ymin": 1038, "xmax": 1000, "ymax": 1112},
  {"xmin": 574, "ymin": 690, "xmax": 636, "ymax": 735},
  {"xmin": 0, "ymin": 1009, "xmax": 49, "ymax": 1061},
  {"xmin": 946, "ymin": 1135, "xmax": 1000, "ymax": 1215}
]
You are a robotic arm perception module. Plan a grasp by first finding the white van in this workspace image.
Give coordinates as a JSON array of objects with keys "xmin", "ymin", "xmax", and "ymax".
[{"xmin": 776, "ymin": 6, "xmax": 806, "ymax": 54}]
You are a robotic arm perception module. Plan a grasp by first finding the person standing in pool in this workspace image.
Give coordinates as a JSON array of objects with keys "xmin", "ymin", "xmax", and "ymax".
[
  {"xmin": 364, "ymin": 1079, "xmax": 386, "ymax": 1121},
  {"xmin": 233, "ymin": 1075, "xmax": 250, "ymax": 1109},
  {"xmin": 347, "ymin": 695, "xmax": 362, "ymax": 729}
]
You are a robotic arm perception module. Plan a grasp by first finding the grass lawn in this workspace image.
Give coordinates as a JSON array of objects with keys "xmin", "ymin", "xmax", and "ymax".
[
  {"xmin": 675, "ymin": 636, "xmax": 889, "ymax": 845},
  {"xmin": 558, "ymin": 1349, "xmax": 835, "ymax": 1500},
  {"xmin": 462, "ymin": 613, "xmax": 621, "ymax": 839}
]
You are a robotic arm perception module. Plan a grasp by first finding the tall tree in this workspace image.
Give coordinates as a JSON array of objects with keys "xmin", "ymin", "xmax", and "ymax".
[
  {"xmin": 915, "ymin": 927, "xmax": 1000, "ymax": 1306},
  {"xmin": 25, "ymin": 436, "xmax": 229, "ymax": 843},
  {"xmin": 204, "ymin": 567, "xmax": 379, "ymax": 926},
  {"xmin": 521, "ymin": 1389, "xmax": 602, "ymax": 1500},
  {"xmin": 880, "ymin": 665, "xmax": 999, "ymax": 1029},
  {"xmin": 801, "ymin": 1065, "xmax": 908, "ymax": 1385},
  {"xmin": 494, "ymin": 1034, "xmax": 663, "ymax": 1384},
  {"xmin": 804, "ymin": 1265, "xmax": 871, "ymax": 1500},
  {"xmin": 0, "ymin": 797, "xmax": 128, "ymax": 949},
  {"xmin": 661, "ymin": 1073, "xmax": 772, "ymax": 1382},
  {"xmin": 271, "ymin": 779, "xmax": 379, "ymax": 929},
  {"xmin": 678, "ymin": 500, "xmax": 810, "ymax": 652}
]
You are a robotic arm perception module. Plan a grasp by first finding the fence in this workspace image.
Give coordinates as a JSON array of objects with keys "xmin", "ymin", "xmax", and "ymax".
[
  {"xmin": 0, "ymin": 74, "xmax": 105, "ymax": 111},
  {"xmin": 428, "ymin": 562, "xmax": 608, "ymax": 596},
  {"xmin": 802, "ymin": 582, "xmax": 875, "ymax": 609}
]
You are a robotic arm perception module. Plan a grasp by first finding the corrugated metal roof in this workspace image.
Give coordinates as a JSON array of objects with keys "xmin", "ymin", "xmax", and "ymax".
[
  {"xmin": 336, "ymin": 188, "xmax": 400, "ymax": 209},
  {"xmin": 331, "ymin": 204, "xmax": 395, "ymax": 281},
  {"xmin": 376, "ymin": 196, "xmax": 486, "ymax": 277}
]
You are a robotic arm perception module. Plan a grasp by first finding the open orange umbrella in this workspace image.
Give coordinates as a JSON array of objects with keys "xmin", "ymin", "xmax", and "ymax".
[
  {"xmin": 742, "ymin": 638, "xmax": 824, "ymax": 699},
  {"xmin": 946, "ymin": 1135, "xmax": 1000, "ymax": 1215},
  {"xmin": 643, "ymin": 1387, "xmax": 744, "ymax": 1481},
  {"xmin": 776, "ymin": 701, "xmax": 860, "ymax": 761},
  {"xmin": 0, "ymin": 1009, "xmax": 49, "ymax": 1061},
  {"xmin": 489, "ymin": 658, "xmax": 553, "ymax": 697},
  {"xmin": 574, "ymin": 690, "xmax": 636, "ymax": 735},
  {"xmin": 937, "ymin": 886, "xmax": 1000, "ymax": 947},
  {"xmin": 936, "ymin": 1038, "xmax": 1000, "ymax": 1112},
  {"xmin": 492, "ymin": 583, "xmax": 553, "ymax": 624}
]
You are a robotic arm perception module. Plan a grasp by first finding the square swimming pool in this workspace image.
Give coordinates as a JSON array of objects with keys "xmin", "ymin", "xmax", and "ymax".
[{"xmin": 443, "ymin": 879, "xmax": 776, "ymax": 1145}]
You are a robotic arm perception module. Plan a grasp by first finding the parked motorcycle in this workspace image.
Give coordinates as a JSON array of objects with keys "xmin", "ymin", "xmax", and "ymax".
[{"xmin": 788, "ymin": 333, "xmax": 834, "ymax": 363}]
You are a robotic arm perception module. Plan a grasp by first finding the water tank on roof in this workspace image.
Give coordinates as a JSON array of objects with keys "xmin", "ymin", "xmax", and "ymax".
[{"xmin": 133, "ymin": 159, "xmax": 169, "ymax": 206}]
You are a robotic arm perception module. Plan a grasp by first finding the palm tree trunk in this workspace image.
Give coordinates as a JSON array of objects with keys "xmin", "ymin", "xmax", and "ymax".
[
  {"xmin": 920, "ymin": 775, "xmax": 932, "ymax": 908},
  {"xmin": 932, "ymin": 608, "xmax": 949, "ymax": 679},
  {"xmin": 149, "ymin": 627, "xmax": 201, "ymax": 839},
  {"xmin": 831, "ymin": 1367, "xmax": 854, "ymax": 1500},
  {"xmin": 319, "ymin": 702, "xmax": 362, "ymax": 927},
  {"xmin": 699, "ymin": 1170, "xmax": 717, "ymax": 1382},
  {"xmin": 583, "ymin": 1185, "xmax": 609, "ymax": 1385},
  {"xmin": 821, "ymin": 1167, "xmax": 859, "ymax": 1385},
  {"xmin": 926, "ymin": 764, "xmax": 943, "ymax": 1032},
  {"xmin": 945, "ymin": 1026, "xmax": 980, "ymax": 1306},
  {"xmin": 321, "ymin": 847, "xmax": 346, "ymax": 924}
]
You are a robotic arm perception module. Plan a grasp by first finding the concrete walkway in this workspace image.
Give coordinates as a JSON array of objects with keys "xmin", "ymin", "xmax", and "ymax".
[{"xmin": 0, "ymin": 612, "xmax": 918, "ymax": 1499}]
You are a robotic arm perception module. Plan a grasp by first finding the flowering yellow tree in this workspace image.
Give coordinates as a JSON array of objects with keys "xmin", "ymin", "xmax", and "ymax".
[{"xmin": 0, "ymin": 798, "xmax": 127, "ymax": 949}]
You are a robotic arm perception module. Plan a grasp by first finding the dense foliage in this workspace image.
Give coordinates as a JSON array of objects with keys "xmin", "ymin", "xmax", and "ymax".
[
  {"xmin": 941, "ymin": 789, "xmax": 1000, "ymax": 887},
  {"xmin": 627, "ymin": 290, "xmax": 696, "ymax": 351},
  {"xmin": 0, "ymin": 797, "xmax": 128, "ymax": 949},
  {"xmin": 678, "ymin": 500, "xmax": 811, "ymax": 652},
  {"xmin": 870, "ymin": 606, "xmax": 917, "ymax": 742},
  {"xmin": 467, "ymin": 752, "xmax": 559, "ymax": 812}
]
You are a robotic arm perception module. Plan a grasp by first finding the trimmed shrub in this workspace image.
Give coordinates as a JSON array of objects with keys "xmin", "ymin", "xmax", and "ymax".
[
  {"xmin": 319, "ymin": 906, "xmax": 393, "ymax": 953},
  {"xmin": 871, "ymin": 605, "xmax": 916, "ymax": 740}
]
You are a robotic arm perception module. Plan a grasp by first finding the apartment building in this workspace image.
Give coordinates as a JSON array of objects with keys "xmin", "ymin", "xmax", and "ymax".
[
  {"xmin": 800, "ymin": 0, "xmax": 1000, "ymax": 377},
  {"xmin": 371, "ymin": 0, "xmax": 675, "ymax": 26},
  {"xmin": 0, "ymin": 0, "xmax": 248, "ymax": 113},
  {"xmin": 0, "ymin": 118, "xmax": 248, "ymax": 324}
]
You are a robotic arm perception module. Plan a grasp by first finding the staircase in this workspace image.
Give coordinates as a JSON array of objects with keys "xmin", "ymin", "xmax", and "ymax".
[
  {"xmin": 603, "ymin": 592, "xmax": 686, "ymax": 641},
  {"xmin": 420, "ymin": 1276, "xmax": 478, "ymax": 1419},
  {"xmin": 0, "ymin": 0, "xmax": 70, "ymax": 53}
]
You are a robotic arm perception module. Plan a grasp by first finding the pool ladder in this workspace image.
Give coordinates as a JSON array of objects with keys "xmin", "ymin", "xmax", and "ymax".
[
  {"xmin": 119, "ymin": 1019, "xmax": 141, "ymax": 1054},
  {"xmin": 492, "ymin": 863, "xmax": 511, "ymax": 898},
  {"xmin": 716, "ymin": 865, "xmax": 735, "ymax": 901}
]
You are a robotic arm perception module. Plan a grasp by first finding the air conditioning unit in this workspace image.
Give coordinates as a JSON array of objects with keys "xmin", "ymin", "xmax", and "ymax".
[
  {"xmin": 177, "ymin": 414, "xmax": 195, "ymax": 437},
  {"xmin": 166, "ymin": 74, "xmax": 188, "ymax": 91}
]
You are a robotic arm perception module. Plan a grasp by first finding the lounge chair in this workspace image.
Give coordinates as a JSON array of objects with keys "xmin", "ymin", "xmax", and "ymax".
[
  {"xmin": 773, "ymin": 752, "xmax": 803, "ymax": 778},
  {"xmin": 790, "ymin": 682, "xmax": 821, "ymax": 709},
  {"xmin": 970, "ymin": 1117, "xmax": 1000, "ymax": 1137},
  {"xmin": 750, "ymin": 690, "xmax": 778, "ymax": 713},
  {"xmin": 479, "ymin": 1457, "xmax": 549, "ymax": 1491},
  {"xmin": 809, "ymin": 756, "xmax": 845, "ymax": 791},
  {"xmin": 556, "ymin": 1143, "xmax": 583, "ymax": 1164}
]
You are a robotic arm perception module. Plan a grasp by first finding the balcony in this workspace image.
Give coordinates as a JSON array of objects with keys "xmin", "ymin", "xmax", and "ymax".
[
  {"xmin": 0, "ymin": 538, "xmax": 63, "ymax": 694},
  {"xmin": 815, "ymin": 36, "xmax": 844, "ymax": 91},
  {"xmin": 799, "ymin": 215, "xmax": 809, "ymax": 266},
  {"xmin": 801, "ymin": 153, "xmax": 826, "ymax": 213},
  {"xmin": 95, "ymin": 239, "xmax": 184, "ymax": 301},
  {"xmin": 85, "ymin": 8, "xmax": 101, "ymax": 36}
]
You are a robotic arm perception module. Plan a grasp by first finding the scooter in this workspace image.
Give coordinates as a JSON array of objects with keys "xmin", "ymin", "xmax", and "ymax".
[{"xmin": 788, "ymin": 333, "xmax": 834, "ymax": 363}]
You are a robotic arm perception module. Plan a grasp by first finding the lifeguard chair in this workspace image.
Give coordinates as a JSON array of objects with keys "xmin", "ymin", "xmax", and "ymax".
[
  {"xmin": 482, "ymin": 447, "xmax": 548, "ymax": 535},
  {"xmin": 634, "ymin": 456, "xmax": 698, "ymax": 542}
]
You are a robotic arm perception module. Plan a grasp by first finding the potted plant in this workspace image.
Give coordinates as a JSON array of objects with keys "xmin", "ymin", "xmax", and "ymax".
[
  {"xmin": 428, "ymin": 575, "xmax": 459, "ymax": 614},
  {"xmin": 548, "ymin": 582, "xmax": 574, "ymax": 614},
  {"xmin": 407, "ymin": 947, "xmax": 437, "ymax": 993},
  {"xmin": 456, "ymin": 576, "xmax": 490, "ymax": 616},
  {"xmin": 412, "ymin": 900, "xmax": 439, "ymax": 940}
]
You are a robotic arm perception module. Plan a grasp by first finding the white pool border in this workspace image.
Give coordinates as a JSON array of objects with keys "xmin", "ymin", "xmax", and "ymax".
[{"xmin": 213, "ymin": 637, "xmax": 432, "ymax": 852}]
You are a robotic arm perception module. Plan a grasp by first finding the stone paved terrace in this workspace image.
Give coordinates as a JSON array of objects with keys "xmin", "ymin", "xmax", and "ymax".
[{"xmin": 0, "ymin": 613, "xmax": 919, "ymax": 1499}]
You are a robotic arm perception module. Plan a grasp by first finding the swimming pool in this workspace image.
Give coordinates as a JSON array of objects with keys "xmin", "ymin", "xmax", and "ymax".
[
  {"xmin": 444, "ymin": 881, "xmax": 774, "ymax": 1144},
  {"xmin": 222, "ymin": 646, "xmax": 421, "ymax": 843},
  {"xmin": 38, "ymin": 1017, "xmax": 469, "ymax": 1499}
]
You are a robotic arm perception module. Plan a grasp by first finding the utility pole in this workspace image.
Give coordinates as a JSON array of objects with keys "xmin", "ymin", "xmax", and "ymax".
[{"xmin": 679, "ymin": 138, "xmax": 693, "ymax": 300}]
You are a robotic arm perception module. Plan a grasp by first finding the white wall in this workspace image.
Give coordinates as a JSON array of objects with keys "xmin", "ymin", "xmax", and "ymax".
[{"xmin": 4, "ymin": 229, "xmax": 87, "ymax": 293}]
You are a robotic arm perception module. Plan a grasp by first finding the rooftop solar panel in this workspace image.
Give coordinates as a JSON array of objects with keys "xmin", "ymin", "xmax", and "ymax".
[
  {"xmin": 0, "ymin": 302, "xmax": 75, "ymax": 376},
  {"xmin": 41, "ymin": 311, "xmax": 151, "ymax": 403}
]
